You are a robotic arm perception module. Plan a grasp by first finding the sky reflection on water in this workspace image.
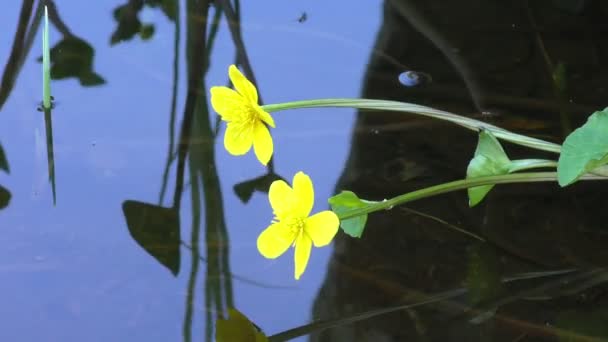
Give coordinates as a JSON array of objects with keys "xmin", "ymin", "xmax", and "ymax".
[{"xmin": 0, "ymin": 1, "xmax": 380, "ymax": 340}]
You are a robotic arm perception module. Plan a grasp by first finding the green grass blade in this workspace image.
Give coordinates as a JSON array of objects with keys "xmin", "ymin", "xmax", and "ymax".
[{"xmin": 42, "ymin": 5, "xmax": 51, "ymax": 109}]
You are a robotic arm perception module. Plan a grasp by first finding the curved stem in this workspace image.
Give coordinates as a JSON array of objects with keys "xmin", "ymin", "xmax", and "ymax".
[
  {"xmin": 262, "ymin": 98, "xmax": 562, "ymax": 154},
  {"xmin": 507, "ymin": 159, "xmax": 557, "ymax": 173},
  {"xmin": 338, "ymin": 172, "xmax": 605, "ymax": 220}
]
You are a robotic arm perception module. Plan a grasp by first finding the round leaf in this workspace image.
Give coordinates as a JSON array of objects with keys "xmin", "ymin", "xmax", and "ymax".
[{"xmin": 558, "ymin": 109, "xmax": 608, "ymax": 186}]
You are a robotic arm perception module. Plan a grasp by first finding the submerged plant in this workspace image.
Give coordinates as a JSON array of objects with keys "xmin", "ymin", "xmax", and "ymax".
[
  {"xmin": 257, "ymin": 171, "xmax": 339, "ymax": 280},
  {"xmin": 210, "ymin": 65, "xmax": 275, "ymax": 166}
]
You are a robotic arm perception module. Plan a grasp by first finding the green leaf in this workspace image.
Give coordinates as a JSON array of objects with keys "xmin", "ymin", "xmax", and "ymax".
[
  {"xmin": 328, "ymin": 191, "xmax": 369, "ymax": 238},
  {"xmin": 466, "ymin": 130, "xmax": 511, "ymax": 207},
  {"xmin": 557, "ymin": 108, "xmax": 608, "ymax": 186}
]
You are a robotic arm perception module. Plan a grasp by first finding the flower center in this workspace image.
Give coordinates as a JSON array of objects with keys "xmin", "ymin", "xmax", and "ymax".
[
  {"xmin": 283, "ymin": 216, "xmax": 306, "ymax": 235},
  {"xmin": 233, "ymin": 105, "xmax": 258, "ymax": 138}
]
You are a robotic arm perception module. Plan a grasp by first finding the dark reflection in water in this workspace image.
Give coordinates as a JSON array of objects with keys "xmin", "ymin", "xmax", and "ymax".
[
  {"xmin": 2, "ymin": 0, "xmax": 608, "ymax": 341},
  {"xmin": 0, "ymin": 142, "xmax": 9, "ymax": 209},
  {"xmin": 313, "ymin": 0, "xmax": 608, "ymax": 341}
]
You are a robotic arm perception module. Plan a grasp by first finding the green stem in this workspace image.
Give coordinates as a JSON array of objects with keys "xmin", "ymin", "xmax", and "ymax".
[
  {"xmin": 262, "ymin": 98, "xmax": 562, "ymax": 154},
  {"xmin": 42, "ymin": 5, "xmax": 51, "ymax": 110},
  {"xmin": 507, "ymin": 159, "xmax": 557, "ymax": 173},
  {"xmin": 338, "ymin": 172, "xmax": 604, "ymax": 220}
]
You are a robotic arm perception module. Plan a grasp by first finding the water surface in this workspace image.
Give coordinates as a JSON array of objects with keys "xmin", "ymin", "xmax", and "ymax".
[{"xmin": 2, "ymin": 1, "xmax": 608, "ymax": 341}]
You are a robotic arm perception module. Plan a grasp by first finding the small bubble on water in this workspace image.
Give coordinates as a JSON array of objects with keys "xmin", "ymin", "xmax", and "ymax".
[{"xmin": 371, "ymin": 129, "xmax": 379, "ymax": 134}]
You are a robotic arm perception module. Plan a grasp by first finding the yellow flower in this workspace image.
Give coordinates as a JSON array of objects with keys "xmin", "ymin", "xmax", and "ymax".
[
  {"xmin": 210, "ymin": 65, "xmax": 276, "ymax": 166},
  {"xmin": 216, "ymin": 308, "xmax": 268, "ymax": 342},
  {"xmin": 257, "ymin": 171, "xmax": 340, "ymax": 280}
]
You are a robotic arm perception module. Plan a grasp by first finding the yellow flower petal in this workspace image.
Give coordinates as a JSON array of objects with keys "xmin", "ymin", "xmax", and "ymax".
[
  {"xmin": 229, "ymin": 65, "xmax": 258, "ymax": 104},
  {"xmin": 294, "ymin": 232, "xmax": 312, "ymax": 280},
  {"xmin": 253, "ymin": 121, "xmax": 273, "ymax": 166},
  {"xmin": 268, "ymin": 180, "xmax": 293, "ymax": 218},
  {"xmin": 224, "ymin": 123, "xmax": 253, "ymax": 155},
  {"xmin": 257, "ymin": 223, "xmax": 296, "ymax": 259},
  {"xmin": 292, "ymin": 172, "xmax": 314, "ymax": 217},
  {"xmin": 256, "ymin": 106, "xmax": 275, "ymax": 128},
  {"xmin": 305, "ymin": 211, "xmax": 339, "ymax": 247},
  {"xmin": 210, "ymin": 86, "xmax": 245, "ymax": 122}
]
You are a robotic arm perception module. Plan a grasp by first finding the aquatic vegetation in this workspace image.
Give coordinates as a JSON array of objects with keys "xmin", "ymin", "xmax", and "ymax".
[
  {"xmin": 466, "ymin": 131, "xmax": 512, "ymax": 206},
  {"xmin": 0, "ymin": 143, "xmax": 9, "ymax": 210},
  {"xmin": 44, "ymin": 37, "xmax": 105, "ymax": 86},
  {"xmin": 123, "ymin": 200, "xmax": 181, "ymax": 275},
  {"xmin": 215, "ymin": 308, "xmax": 267, "ymax": 342},
  {"xmin": 210, "ymin": 65, "xmax": 608, "ymax": 257},
  {"xmin": 0, "ymin": 143, "xmax": 8, "ymax": 174},
  {"xmin": 257, "ymin": 172, "xmax": 339, "ymax": 280},
  {"xmin": 110, "ymin": 0, "xmax": 176, "ymax": 45},
  {"xmin": 10, "ymin": 0, "xmax": 607, "ymax": 339},
  {"xmin": 210, "ymin": 65, "xmax": 275, "ymax": 166},
  {"xmin": 41, "ymin": 6, "xmax": 51, "ymax": 110},
  {"xmin": 466, "ymin": 130, "xmax": 556, "ymax": 206},
  {"xmin": 262, "ymin": 98, "xmax": 562, "ymax": 153},
  {"xmin": 327, "ymin": 190, "xmax": 368, "ymax": 238},
  {"xmin": 38, "ymin": 8, "xmax": 105, "ymax": 88},
  {"xmin": 40, "ymin": 6, "xmax": 57, "ymax": 205},
  {"xmin": 557, "ymin": 108, "xmax": 608, "ymax": 186}
]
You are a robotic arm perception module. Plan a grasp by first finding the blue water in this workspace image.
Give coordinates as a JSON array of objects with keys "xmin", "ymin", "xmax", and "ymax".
[
  {"xmin": 0, "ymin": 1, "xmax": 380, "ymax": 340},
  {"xmin": 5, "ymin": 1, "xmax": 608, "ymax": 341}
]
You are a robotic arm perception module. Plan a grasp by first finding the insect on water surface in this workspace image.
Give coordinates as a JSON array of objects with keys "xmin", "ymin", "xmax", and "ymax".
[{"xmin": 297, "ymin": 12, "xmax": 307, "ymax": 23}]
